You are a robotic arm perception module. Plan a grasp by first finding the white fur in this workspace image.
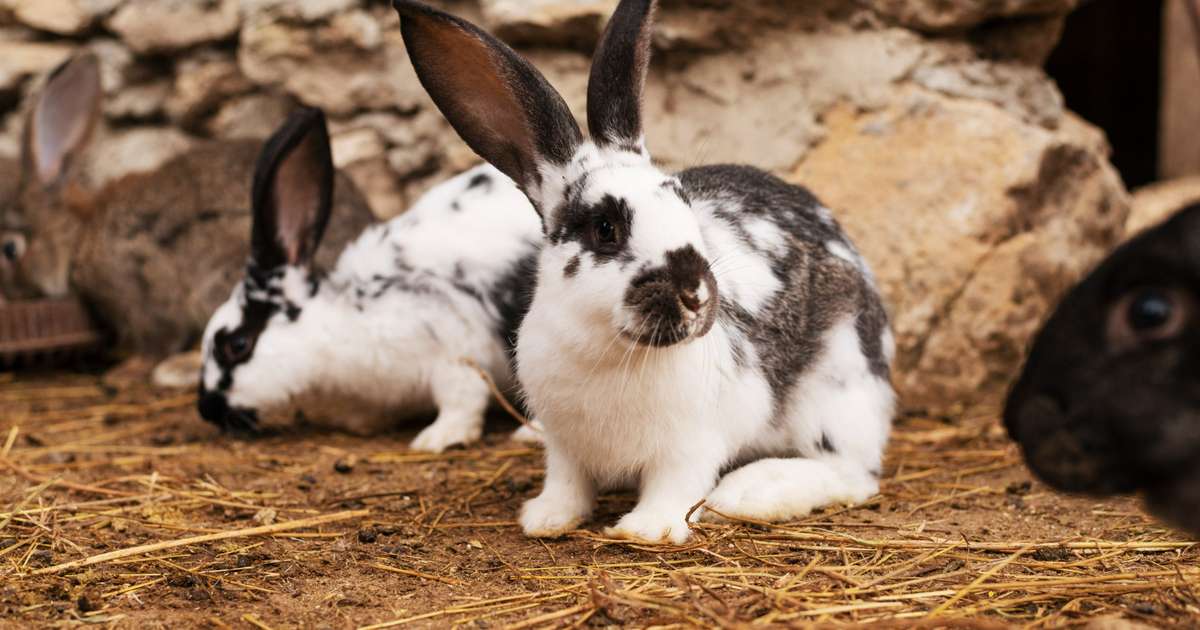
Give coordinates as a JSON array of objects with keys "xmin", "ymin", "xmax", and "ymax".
[
  {"xmin": 200, "ymin": 165, "xmax": 540, "ymax": 451},
  {"xmin": 516, "ymin": 143, "xmax": 895, "ymax": 544}
]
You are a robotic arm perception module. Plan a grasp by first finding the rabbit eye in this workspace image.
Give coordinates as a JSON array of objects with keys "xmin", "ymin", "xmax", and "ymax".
[
  {"xmin": 1, "ymin": 234, "xmax": 25, "ymax": 262},
  {"xmin": 222, "ymin": 332, "xmax": 254, "ymax": 363},
  {"xmin": 1107, "ymin": 287, "xmax": 1192, "ymax": 351},
  {"xmin": 1129, "ymin": 290, "xmax": 1173, "ymax": 331},
  {"xmin": 593, "ymin": 217, "xmax": 618, "ymax": 246}
]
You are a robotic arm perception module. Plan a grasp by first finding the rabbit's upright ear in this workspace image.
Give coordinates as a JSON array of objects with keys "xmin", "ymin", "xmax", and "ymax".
[
  {"xmin": 392, "ymin": 0, "xmax": 582, "ymax": 205},
  {"xmin": 587, "ymin": 0, "xmax": 656, "ymax": 152},
  {"xmin": 250, "ymin": 107, "xmax": 335, "ymax": 271},
  {"xmin": 28, "ymin": 53, "xmax": 101, "ymax": 186}
]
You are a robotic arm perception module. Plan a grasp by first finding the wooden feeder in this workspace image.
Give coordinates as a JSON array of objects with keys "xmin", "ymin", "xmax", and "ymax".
[{"xmin": 0, "ymin": 298, "xmax": 101, "ymax": 367}]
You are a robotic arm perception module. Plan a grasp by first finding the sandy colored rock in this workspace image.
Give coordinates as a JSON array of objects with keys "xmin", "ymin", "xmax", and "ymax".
[
  {"xmin": 166, "ymin": 53, "xmax": 254, "ymax": 127},
  {"xmin": 793, "ymin": 98, "xmax": 1127, "ymax": 410},
  {"xmin": 239, "ymin": 0, "xmax": 358, "ymax": 21},
  {"xmin": 206, "ymin": 92, "xmax": 293, "ymax": 140},
  {"xmin": 4, "ymin": 0, "xmax": 120, "ymax": 35},
  {"xmin": 0, "ymin": 39, "xmax": 73, "ymax": 92},
  {"xmin": 868, "ymin": 0, "xmax": 1081, "ymax": 33},
  {"xmin": 238, "ymin": 8, "xmax": 423, "ymax": 115},
  {"xmin": 107, "ymin": 0, "xmax": 240, "ymax": 53},
  {"xmin": 105, "ymin": 79, "xmax": 170, "ymax": 121},
  {"xmin": 481, "ymin": 0, "xmax": 616, "ymax": 46},
  {"xmin": 1129, "ymin": 176, "xmax": 1200, "ymax": 236}
]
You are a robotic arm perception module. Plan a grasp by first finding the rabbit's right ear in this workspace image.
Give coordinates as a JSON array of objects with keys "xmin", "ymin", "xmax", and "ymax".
[
  {"xmin": 392, "ymin": 0, "xmax": 582, "ymax": 207},
  {"xmin": 27, "ymin": 53, "xmax": 101, "ymax": 186},
  {"xmin": 250, "ymin": 107, "xmax": 335, "ymax": 271}
]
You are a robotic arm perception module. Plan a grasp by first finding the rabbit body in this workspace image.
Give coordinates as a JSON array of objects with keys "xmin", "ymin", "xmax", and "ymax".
[
  {"xmin": 392, "ymin": 0, "xmax": 895, "ymax": 542},
  {"xmin": 516, "ymin": 159, "xmax": 894, "ymax": 543},
  {"xmin": 199, "ymin": 148, "xmax": 541, "ymax": 451}
]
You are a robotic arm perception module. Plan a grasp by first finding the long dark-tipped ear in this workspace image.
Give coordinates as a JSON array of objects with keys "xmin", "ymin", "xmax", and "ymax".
[
  {"xmin": 250, "ymin": 107, "xmax": 335, "ymax": 271},
  {"xmin": 392, "ymin": 0, "xmax": 582, "ymax": 204},
  {"xmin": 27, "ymin": 53, "xmax": 101, "ymax": 186},
  {"xmin": 587, "ymin": 0, "xmax": 656, "ymax": 151}
]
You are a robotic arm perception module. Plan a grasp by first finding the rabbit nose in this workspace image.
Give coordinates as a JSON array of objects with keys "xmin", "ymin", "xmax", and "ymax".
[
  {"xmin": 198, "ymin": 390, "xmax": 231, "ymax": 424},
  {"xmin": 679, "ymin": 281, "xmax": 709, "ymax": 314}
]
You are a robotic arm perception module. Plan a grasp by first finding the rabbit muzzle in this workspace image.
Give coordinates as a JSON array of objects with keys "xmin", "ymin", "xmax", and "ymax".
[
  {"xmin": 198, "ymin": 386, "xmax": 260, "ymax": 434},
  {"xmin": 621, "ymin": 244, "xmax": 717, "ymax": 348}
]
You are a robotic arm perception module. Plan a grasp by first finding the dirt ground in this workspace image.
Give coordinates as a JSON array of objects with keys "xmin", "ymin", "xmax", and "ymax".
[{"xmin": 1, "ymin": 370, "xmax": 1197, "ymax": 629}]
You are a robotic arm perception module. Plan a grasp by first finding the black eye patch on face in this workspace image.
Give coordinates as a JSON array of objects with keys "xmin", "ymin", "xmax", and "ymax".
[
  {"xmin": 561, "ymin": 194, "xmax": 634, "ymax": 263},
  {"xmin": 211, "ymin": 297, "xmax": 276, "ymax": 390}
]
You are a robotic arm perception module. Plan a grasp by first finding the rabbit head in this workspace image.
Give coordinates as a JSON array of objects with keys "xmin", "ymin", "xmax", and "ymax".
[
  {"xmin": 1, "ymin": 53, "xmax": 102, "ymax": 300},
  {"xmin": 393, "ymin": 0, "xmax": 717, "ymax": 350},
  {"xmin": 1005, "ymin": 204, "xmax": 1200, "ymax": 533},
  {"xmin": 198, "ymin": 108, "xmax": 336, "ymax": 432}
]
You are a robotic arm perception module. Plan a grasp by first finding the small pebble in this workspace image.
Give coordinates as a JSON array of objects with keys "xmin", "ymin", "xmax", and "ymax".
[
  {"xmin": 334, "ymin": 458, "xmax": 356, "ymax": 474},
  {"xmin": 29, "ymin": 550, "xmax": 54, "ymax": 567},
  {"xmin": 76, "ymin": 594, "xmax": 99, "ymax": 613}
]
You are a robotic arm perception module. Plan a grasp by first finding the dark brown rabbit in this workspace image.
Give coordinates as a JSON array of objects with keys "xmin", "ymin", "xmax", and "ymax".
[
  {"xmin": 0, "ymin": 54, "xmax": 375, "ymax": 356},
  {"xmin": 1006, "ymin": 204, "xmax": 1200, "ymax": 536}
]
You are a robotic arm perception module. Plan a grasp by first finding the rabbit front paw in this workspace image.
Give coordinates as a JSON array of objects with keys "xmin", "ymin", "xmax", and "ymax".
[
  {"xmin": 605, "ymin": 508, "xmax": 692, "ymax": 545},
  {"xmin": 520, "ymin": 492, "xmax": 590, "ymax": 538}
]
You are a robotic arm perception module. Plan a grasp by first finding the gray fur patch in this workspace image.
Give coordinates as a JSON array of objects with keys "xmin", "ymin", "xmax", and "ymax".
[{"xmin": 679, "ymin": 164, "xmax": 892, "ymax": 420}]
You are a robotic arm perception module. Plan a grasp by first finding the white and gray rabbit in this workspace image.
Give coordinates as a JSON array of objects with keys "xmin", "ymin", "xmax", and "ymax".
[
  {"xmin": 197, "ymin": 107, "xmax": 541, "ymax": 453},
  {"xmin": 392, "ymin": 0, "xmax": 895, "ymax": 542}
]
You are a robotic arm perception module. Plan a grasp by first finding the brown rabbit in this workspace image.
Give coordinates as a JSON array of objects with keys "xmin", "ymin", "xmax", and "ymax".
[
  {"xmin": 0, "ymin": 53, "xmax": 376, "ymax": 357},
  {"xmin": 0, "ymin": 155, "xmax": 20, "ymax": 302}
]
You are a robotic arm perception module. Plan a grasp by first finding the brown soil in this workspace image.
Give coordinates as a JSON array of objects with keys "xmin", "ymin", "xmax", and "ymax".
[{"xmin": 1, "ymin": 371, "xmax": 1196, "ymax": 629}]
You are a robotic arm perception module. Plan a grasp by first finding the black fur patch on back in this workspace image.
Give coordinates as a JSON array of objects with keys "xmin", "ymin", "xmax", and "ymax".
[
  {"xmin": 679, "ymin": 164, "xmax": 892, "ymax": 416},
  {"xmin": 489, "ymin": 252, "xmax": 540, "ymax": 356}
]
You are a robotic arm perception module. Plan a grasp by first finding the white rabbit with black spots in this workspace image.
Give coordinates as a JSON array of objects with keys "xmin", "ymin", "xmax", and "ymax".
[
  {"xmin": 392, "ymin": 0, "xmax": 894, "ymax": 542},
  {"xmin": 198, "ymin": 108, "xmax": 540, "ymax": 453}
]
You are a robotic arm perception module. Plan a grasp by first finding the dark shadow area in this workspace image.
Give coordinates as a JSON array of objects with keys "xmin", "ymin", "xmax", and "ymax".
[{"xmin": 1046, "ymin": 0, "xmax": 1164, "ymax": 188}]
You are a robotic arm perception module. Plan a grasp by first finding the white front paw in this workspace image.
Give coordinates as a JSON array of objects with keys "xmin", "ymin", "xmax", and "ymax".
[
  {"xmin": 509, "ymin": 420, "xmax": 545, "ymax": 445},
  {"xmin": 520, "ymin": 493, "xmax": 589, "ymax": 538},
  {"xmin": 605, "ymin": 508, "xmax": 692, "ymax": 545},
  {"xmin": 701, "ymin": 459, "xmax": 878, "ymax": 523},
  {"xmin": 410, "ymin": 418, "xmax": 482, "ymax": 453}
]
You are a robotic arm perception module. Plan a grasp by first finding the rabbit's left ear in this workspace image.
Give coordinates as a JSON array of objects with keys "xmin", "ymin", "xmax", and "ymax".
[
  {"xmin": 250, "ymin": 107, "xmax": 335, "ymax": 271},
  {"xmin": 29, "ymin": 53, "xmax": 102, "ymax": 185},
  {"xmin": 587, "ymin": 0, "xmax": 656, "ymax": 151}
]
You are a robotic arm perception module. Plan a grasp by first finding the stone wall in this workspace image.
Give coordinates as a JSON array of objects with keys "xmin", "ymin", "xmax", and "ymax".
[{"xmin": 0, "ymin": 0, "xmax": 1130, "ymax": 412}]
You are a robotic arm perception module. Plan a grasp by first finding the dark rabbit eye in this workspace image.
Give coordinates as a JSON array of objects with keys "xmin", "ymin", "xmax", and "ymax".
[
  {"xmin": 1, "ymin": 234, "xmax": 25, "ymax": 262},
  {"xmin": 1107, "ymin": 287, "xmax": 1193, "ymax": 352},
  {"xmin": 593, "ymin": 217, "xmax": 619, "ymax": 247},
  {"xmin": 223, "ymin": 332, "xmax": 253, "ymax": 363},
  {"xmin": 1128, "ymin": 290, "xmax": 1173, "ymax": 331}
]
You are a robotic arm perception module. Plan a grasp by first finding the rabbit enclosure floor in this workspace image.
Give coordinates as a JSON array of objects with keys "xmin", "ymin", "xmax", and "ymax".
[{"xmin": 0, "ymin": 371, "xmax": 1197, "ymax": 629}]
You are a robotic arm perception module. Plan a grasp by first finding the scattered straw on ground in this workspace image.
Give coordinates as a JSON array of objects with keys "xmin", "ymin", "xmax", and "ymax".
[{"xmin": 0, "ymin": 371, "xmax": 1196, "ymax": 628}]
